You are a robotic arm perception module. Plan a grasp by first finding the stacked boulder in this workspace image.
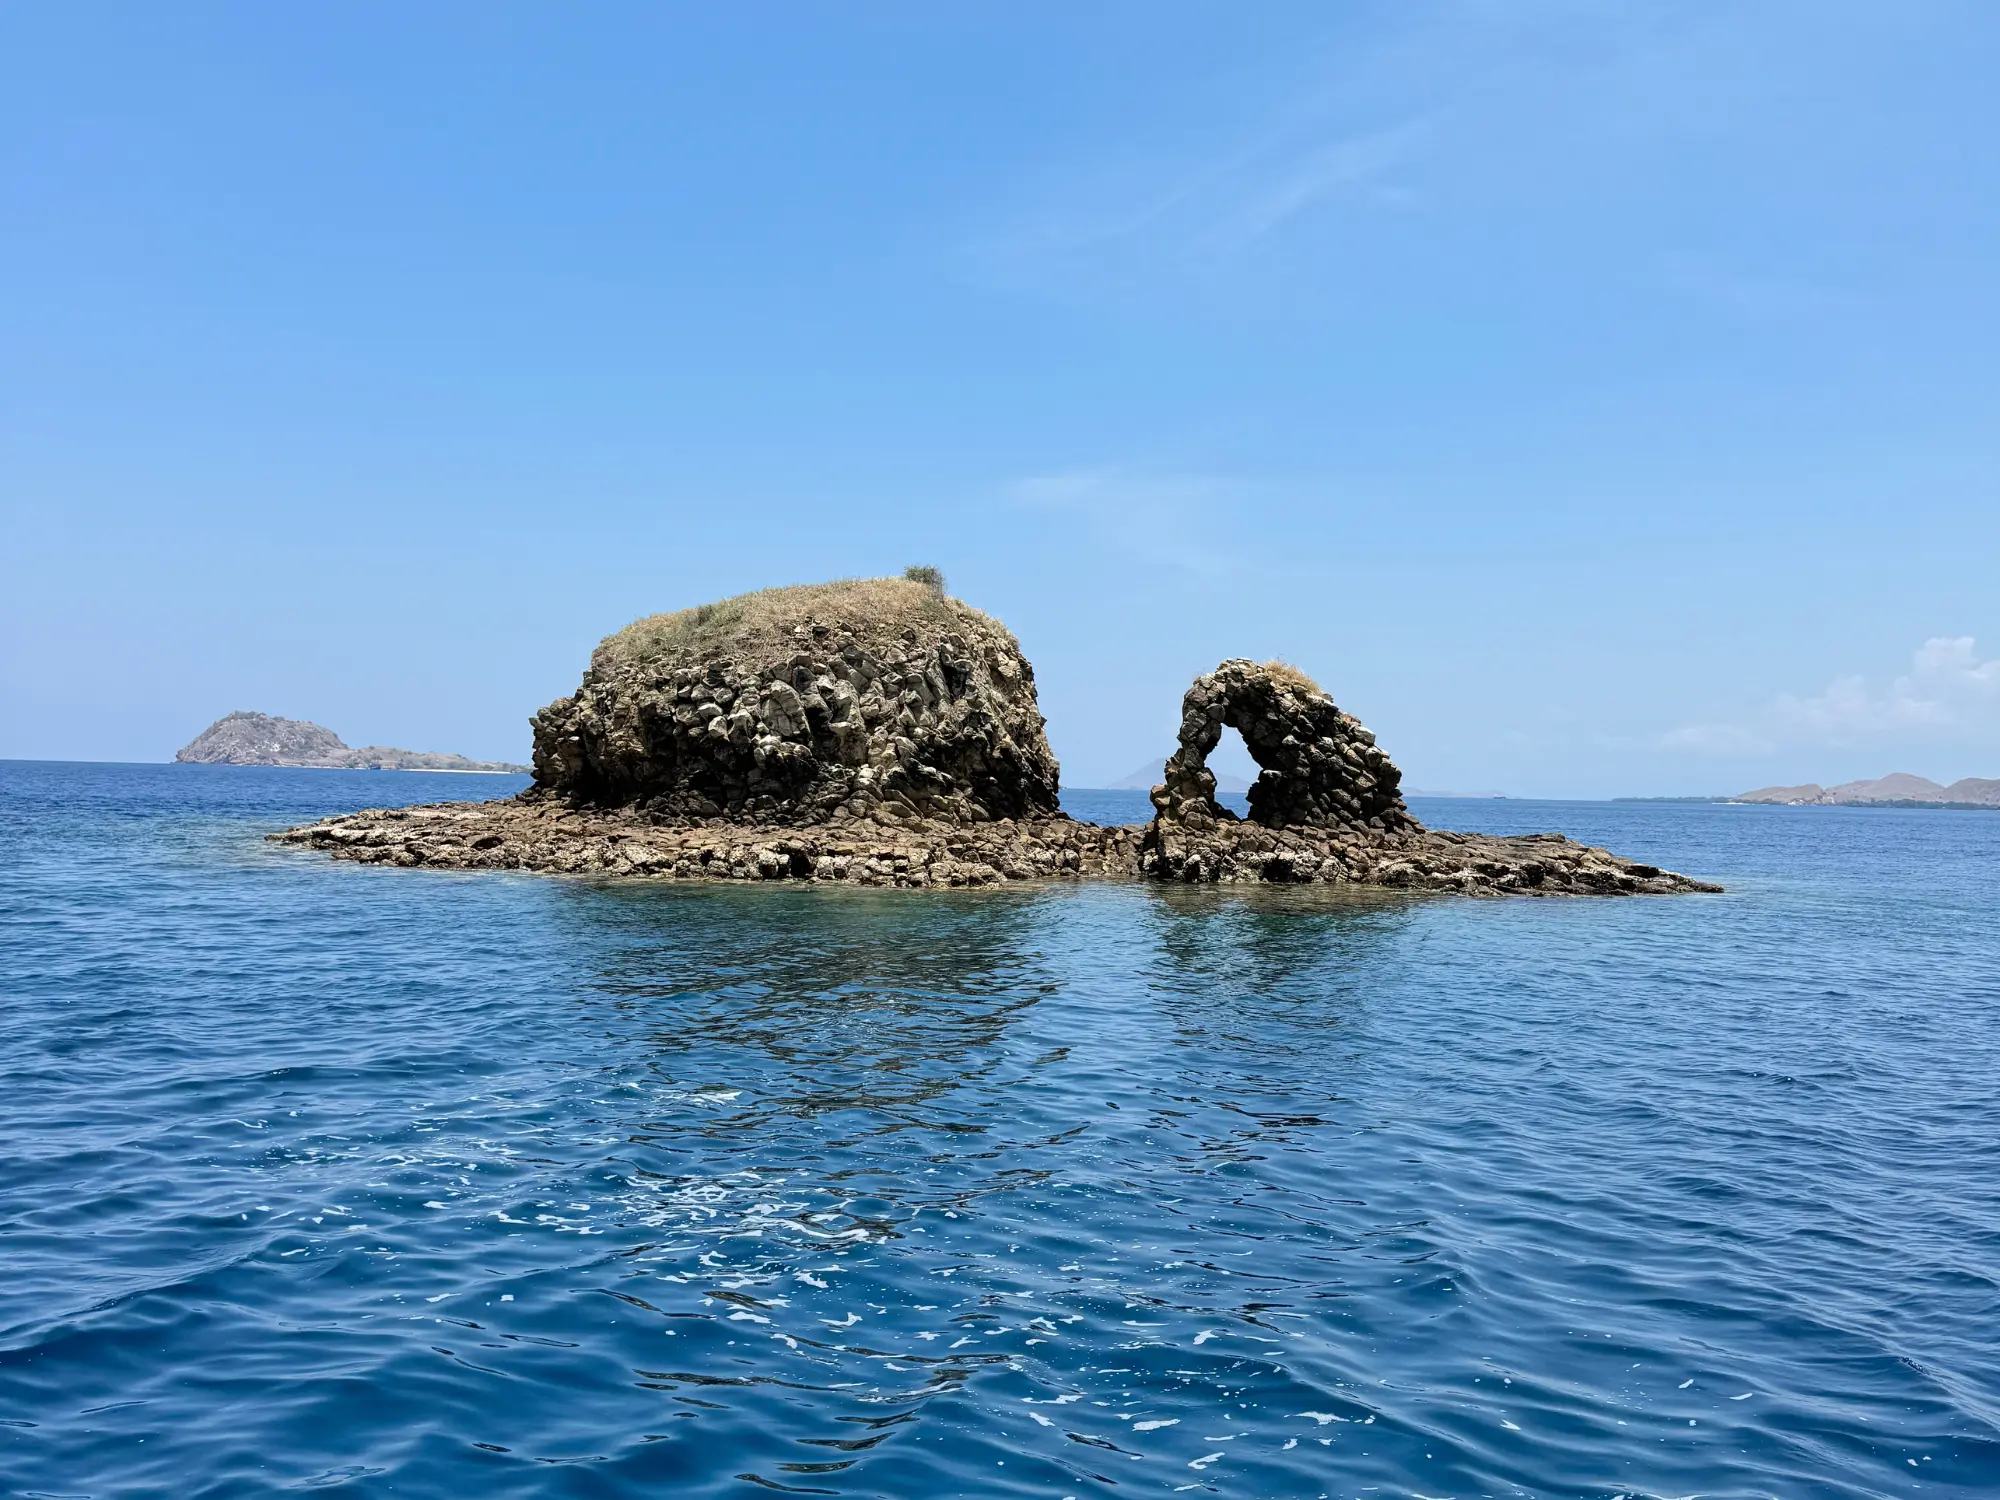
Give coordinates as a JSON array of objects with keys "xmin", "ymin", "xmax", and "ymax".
[
  {"xmin": 527, "ymin": 578, "xmax": 1062, "ymax": 828},
  {"xmin": 1149, "ymin": 659, "xmax": 1420, "ymax": 834},
  {"xmin": 1137, "ymin": 659, "xmax": 1713, "ymax": 892}
]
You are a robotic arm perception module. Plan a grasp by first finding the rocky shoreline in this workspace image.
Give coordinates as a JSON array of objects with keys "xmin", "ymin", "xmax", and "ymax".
[
  {"xmin": 272, "ymin": 793, "xmax": 1714, "ymax": 894},
  {"xmin": 271, "ymin": 576, "xmax": 1719, "ymax": 897}
]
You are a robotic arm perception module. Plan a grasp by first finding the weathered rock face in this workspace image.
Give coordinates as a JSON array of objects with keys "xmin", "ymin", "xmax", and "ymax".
[
  {"xmin": 1150, "ymin": 660, "xmax": 1420, "ymax": 834},
  {"xmin": 529, "ymin": 579, "xmax": 1062, "ymax": 827}
]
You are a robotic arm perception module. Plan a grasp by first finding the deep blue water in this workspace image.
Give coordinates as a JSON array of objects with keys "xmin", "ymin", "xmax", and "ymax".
[{"xmin": 4, "ymin": 763, "xmax": 1998, "ymax": 1499}]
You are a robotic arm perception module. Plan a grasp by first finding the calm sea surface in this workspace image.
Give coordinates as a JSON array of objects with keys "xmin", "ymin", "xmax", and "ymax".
[{"xmin": 3, "ymin": 762, "xmax": 1997, "ymax": 1499}]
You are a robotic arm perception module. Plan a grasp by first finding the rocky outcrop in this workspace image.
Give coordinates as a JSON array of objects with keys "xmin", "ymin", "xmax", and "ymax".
[
  {"xmin": 1148, "ymin": 659, "xmax": 1417, "ymax": 833},
  {"xmin": 177, "ymin": 711, "xmax": 527, "ymax": 773},
  {"xmin": 274, "ymin": 798, "xmax": 1142, "ymax": 888},
  {"xmin": 274, "ymin": 582, "xmax": 1718, "ymax": 896},
  {"xmin": 528, "ymin": 578, "xmax": 1059, "ymax": 827},
  {"xmin": 1136, "ymin": 661, "xmax": 1712, "ymax": 893},
  {"xmin": 1140, "ymin": 817, "xmax": 1709, "ymax": 894}
]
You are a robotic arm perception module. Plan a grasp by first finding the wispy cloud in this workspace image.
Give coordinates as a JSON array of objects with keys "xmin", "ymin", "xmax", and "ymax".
[
  {"xmin": 982, "ymin": 116, "xmax": 1429, "ymax": 271},
  {"xmin": 969, "ymin": 1, "xmax": 1857, "ymax": 308},
  {"xmin": 1664, "ymin": 637, "xmax": 2000, "ymax": 756},
  {"xmin": 1006, "ymin": 467, "xmax": 1255, "ymax": 574},
  {"xmin": 1662, "ymin": 722, "xmax": 1774, "ymax": 755},
  {"xmin": 1774, "ymin": 637, "xmax": 2000, "ymax": 735},
  {"xmin": 1199, "ymin": 120, "xmax": 1430, "ymax": 252}
]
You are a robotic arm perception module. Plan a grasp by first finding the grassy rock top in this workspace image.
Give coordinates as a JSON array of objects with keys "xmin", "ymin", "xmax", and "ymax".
[
  {"xmin": 1253, "ymin": 659, "xmax": 1323, "ymax": 696},
  {"xmin": 594, "ymin": 578, "xmax": 1014, "ymax": 673}
]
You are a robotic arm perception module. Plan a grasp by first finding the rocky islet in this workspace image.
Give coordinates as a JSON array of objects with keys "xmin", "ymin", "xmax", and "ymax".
[
  {"xmin": 275, "ymin": 578, "xmax": 1718, "ymax": 895},
  {"xmin": 527, "ymin": 577, "xmax": 1059, "ymax": 827},
  {"xmin": 177, "ymin": 711, "xmax": 527, "ymax": 773}
]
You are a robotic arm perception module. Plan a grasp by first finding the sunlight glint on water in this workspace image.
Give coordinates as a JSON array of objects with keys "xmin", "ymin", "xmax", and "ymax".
[{"xmin": 2, "ymin": 763, "xmax": 1997, "ymax": 1498}]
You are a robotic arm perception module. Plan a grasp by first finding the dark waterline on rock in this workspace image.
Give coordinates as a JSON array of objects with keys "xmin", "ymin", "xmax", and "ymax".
[{"xmin": 3, "ymin": 762, "xmax": 1997, "ymax": 1497}]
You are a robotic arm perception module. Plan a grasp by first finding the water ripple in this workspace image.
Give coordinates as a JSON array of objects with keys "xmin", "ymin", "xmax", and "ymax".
[{"xmin": 1, "ymin": 765, "xmax": 1997, "ymax": 1495}]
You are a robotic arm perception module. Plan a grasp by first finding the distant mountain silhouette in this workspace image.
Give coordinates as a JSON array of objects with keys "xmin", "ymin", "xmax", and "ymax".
[
  {"xmin": 175, "ymin": 711, "xmax": 527, "ymax": 773},
  {"xmin": 1734, "ymin": 773, "xmax": 2000, "ymax": 807},
  {"xmin": 1104, "ymin": 757, "xmax": 1250, "ymax": 794}
]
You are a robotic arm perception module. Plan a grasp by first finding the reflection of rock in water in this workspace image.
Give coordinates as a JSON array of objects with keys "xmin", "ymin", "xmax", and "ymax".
[
  {"xmin": 570, "ymin": 894, "xmax": 996, "ymax": 1267},
  {"xmin": 580, "ymin": 883, "xmax": 1056, "ymax": 1117},
  {"xmin": 568, "ymin": 886, "xmax": 1071, "ymax": 1252},
  {"xmin": 275, "ymin": 582, "xmax": 1717, "ymax": 896},
  {"xmin": 1138, "ymin": 884, "xmax": 1418, "ymax": 1034}
]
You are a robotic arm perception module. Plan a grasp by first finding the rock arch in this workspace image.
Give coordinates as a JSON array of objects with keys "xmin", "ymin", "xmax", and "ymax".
[{"xmin": 1149, "ymin": 659, "xmax": 1419, "ymax": 834}]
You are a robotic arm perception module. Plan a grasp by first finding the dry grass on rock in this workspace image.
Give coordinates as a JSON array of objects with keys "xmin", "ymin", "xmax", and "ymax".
[
  {"xmin": 1258, "ymin": 659, "xmax": 1324, "ymax": 696},
  {"xmin": 595, "ymin": 577, "xmax": 1010, "ymax": 670}
]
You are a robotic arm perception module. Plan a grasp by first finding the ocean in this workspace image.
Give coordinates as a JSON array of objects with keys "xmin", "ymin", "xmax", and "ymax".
[{"xmin": 2, "ymin": 761, "xmax": 1996, "ymax": 1498}]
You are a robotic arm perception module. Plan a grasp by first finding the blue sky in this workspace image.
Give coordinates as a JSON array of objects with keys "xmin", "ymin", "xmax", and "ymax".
[{"xmin": 3, "ymin": 2, "xmax": 1997, "ymax": 795}]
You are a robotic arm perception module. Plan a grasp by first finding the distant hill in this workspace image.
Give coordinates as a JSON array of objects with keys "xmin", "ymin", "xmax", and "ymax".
[
  {"xmin": 175, "ymin": 712, "xmax": 528, "ymax": 773},
  {"xmin": 1105, "ymin": 758, "xmax": 1250, "ymax": 794},
  {"xmin": 1734, "ymin": 773, "xmax": 2000, "ymax": 808}
]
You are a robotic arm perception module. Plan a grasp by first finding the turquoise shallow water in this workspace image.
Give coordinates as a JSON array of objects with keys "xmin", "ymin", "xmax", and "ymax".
[{"xmin": 2, "ymin": 763, "xmax": 1997, "ymax": 1499}]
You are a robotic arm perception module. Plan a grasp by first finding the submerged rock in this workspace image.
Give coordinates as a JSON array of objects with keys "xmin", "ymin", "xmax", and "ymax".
[{"xmin": 274, "ymin": 581, "xmax": 1718, "ymax": 896}]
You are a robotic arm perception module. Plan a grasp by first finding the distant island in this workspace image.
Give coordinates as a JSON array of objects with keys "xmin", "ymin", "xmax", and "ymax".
[
  {"xmin": 1732, "ymin": 772, "xmax": 2000, "ymax": 809},
  {"xmin": 176, "ymin": 711, "xmax": 527, "ymax": 774},
  {"xmin": 1106, "ymin": 758, "xmax": 1251, "ymax": 794}
]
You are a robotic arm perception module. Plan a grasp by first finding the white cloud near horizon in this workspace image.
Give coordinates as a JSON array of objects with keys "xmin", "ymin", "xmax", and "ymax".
[
  {"xmin": 1774, "ymin": 636, "xmax": 2000, "ymax": 735},
  {"xmin": 1667, "ymin": 637, "xmax": 2000, "ymax": 757}
]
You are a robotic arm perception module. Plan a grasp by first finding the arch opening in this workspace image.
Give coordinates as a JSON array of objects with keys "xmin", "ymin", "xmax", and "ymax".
[{"xmin": 1211, "ymin": 724, "xmax": 1258, "ymax": 813}]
